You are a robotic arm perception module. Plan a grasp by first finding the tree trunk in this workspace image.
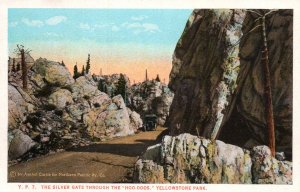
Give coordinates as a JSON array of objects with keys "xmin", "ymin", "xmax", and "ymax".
[
  {"xmin": 21, "ymin": 49, "xmax": 27, "ymax": 90},
  {"xmin": 261, "ymin": 16, "xmax": 275, "ymax": 157}
]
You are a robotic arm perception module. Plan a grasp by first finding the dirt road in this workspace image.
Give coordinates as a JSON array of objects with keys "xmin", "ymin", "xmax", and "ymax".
[{"xmin": 8, "ymin": 127, "xmax": 167, "ymax": 183}]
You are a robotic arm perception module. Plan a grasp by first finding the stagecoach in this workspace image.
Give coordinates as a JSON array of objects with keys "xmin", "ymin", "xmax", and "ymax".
[{"xmin": 143, "ymin": 114, "xmax": 157, "ymax": 131}]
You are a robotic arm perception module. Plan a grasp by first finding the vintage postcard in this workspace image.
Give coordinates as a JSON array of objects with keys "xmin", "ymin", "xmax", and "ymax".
[{"xmin": 0, "ymin": 0, "xmax": 299, "ymax": 192}]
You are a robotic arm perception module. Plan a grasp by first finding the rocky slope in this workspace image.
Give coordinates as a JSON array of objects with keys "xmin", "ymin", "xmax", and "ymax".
[
  {"xmin": 133, "ymin": 133, "xmax": 292, "ymax": 184},
  {"xmin": 8, "ymin": 58, "xmax": 142, "ymax": 161},
  {"xmin": 168, "ymin": 9, "xmax": 292, "ymax": 159}
]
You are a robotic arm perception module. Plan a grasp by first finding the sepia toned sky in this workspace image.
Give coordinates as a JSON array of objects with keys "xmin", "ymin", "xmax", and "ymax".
[{"xmin": 8, "ymin": 9, "xmax": 191, "ymax": 83}]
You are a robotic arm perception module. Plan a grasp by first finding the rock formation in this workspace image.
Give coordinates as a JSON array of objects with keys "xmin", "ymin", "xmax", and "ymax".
[
  {"xmin": 93, "ymin": 73, "xmax": 131, "ymax": 98},
  {"xmin": 168, "ymin": 9, "xmax": 292, "ymax": 158},
  {"xmin": 128, "ymin": 80, "xmax": 174, "ymax": 126},
  {"xmin": 8, "ymin": 58, "xmax": 142, "ymax": 161},
  {"xmin": 133, "ymin": 133, "xmax": 292, "ymax": 184}
]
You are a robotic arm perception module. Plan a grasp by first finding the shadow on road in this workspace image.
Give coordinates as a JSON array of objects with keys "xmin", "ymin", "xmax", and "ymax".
[{"xmin": 67, "ymin": 128, "xmax": 169, "ymax": 157}]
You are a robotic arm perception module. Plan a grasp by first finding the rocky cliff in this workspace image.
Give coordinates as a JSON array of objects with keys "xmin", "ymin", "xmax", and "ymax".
[{"xmin": 168, "ymin": 9, "xmax": 292, "ymax": 159}]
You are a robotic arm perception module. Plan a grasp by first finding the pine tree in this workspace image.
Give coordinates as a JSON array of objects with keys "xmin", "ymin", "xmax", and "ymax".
[
  {"xmin": 15, "ymin": 45, "xmax": 31, "ymax": 90},
  {"xmin": 85, "ymin": 54, "xmax": 90, "ymax": 74},
  {"xmin": 73, "ymin": 64, "xmax": 79, "ymax": 79},
  {"xmin": 81, "ymin": 65, "xmax": 85, "ymax": 76},
  {"xmin": 98, "ymin": 79, "xmax": 105, "ymax": 92},
  {"xmin": 115, "ymin": 74, "xmax": 127, "ymax": 103},
  {"xmin": 16, "ymin": 62, "xmax": 21, "ymax": 71},
  {"xmin": 155, "ymin": 74, "xmax": 161, "ymax": 82},
  {"xmin": 104, "ymin": 85, "xmax": 107, "ymax": 94},
  {"xmin": 12, "ymin": 58, "xmax": 16, "ymax": 72}
]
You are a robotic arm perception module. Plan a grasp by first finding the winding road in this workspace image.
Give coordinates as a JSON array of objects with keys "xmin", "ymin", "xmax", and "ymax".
[{"xmin": 8, "ymin": 127, "xmax": 167, "ymax": 183}]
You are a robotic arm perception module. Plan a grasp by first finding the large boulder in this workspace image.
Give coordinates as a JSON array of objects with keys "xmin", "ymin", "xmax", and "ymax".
[
  {"xmin": 152, "ymin": 91, "xmax": 174, "ymax": 125},
  {"xmin": 127, "ymin": 108, "xmax": 143, "ymax": 132},
  {"xmin": 8, "ymin": 83, "xmax": 36, "ymax": 129},
  {"xmin": 133, "ymin": 133, "xmax": 292, "ymax": 184},
  {"xmin": 8, "ymin": 130, "xmax": 36, "ymax": 160},
  {"xmin": 31, "ymin": 58, "xmax": 74, "ymax": 89},
  {"xmin": 48, "ymin": 89, "xmax": 73, "ymax": 109},
  {"xmin": 83, "ymin": 95, "xmax": 135, "ymax": 140},
  {"xmin": 168, "ymin": 9, "xmax": 292, "ymax": 158},
  {"xmin": 64, "ymin": 99, "xmax": 91, "ymax": 121},
  {"xmin": 71, "ymin": 75, "xmax": 99, "ymax": 99}
]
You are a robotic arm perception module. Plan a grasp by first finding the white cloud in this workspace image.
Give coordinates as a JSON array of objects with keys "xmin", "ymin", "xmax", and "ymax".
[
  {"xmin": 9, "ymin": 22, "xmax": 18, "ymax": 27},
  {"xmin": 79, "ymin": 23, "xmax": 93, "ymax": 31},
  {"xmin": 131, "ymin": 15, "xmax": 148, "ymax": 21},
  {"xmin": 21, "ymin": 18, "xmax": 44, "ymax": 27},
  {"xmin": 44, "ymin": 32, "xmax": 61, "ymax": 37},
  {"xmin": 111, "ymin": 25, "xmax": 120, "ymax": 32},
  {"xmin": 142, "ymin": 23, "xmax": 160, "ymax": 33},
  {"xmin": 125, "ymin": 22, "xmax": 142, "ymax": 29},
  {"xmin": 94, "ymin": 24, "xmax": 109, "ymax": 28},
  {"xmin": 79, "ymin": 23, "xmax": 119, "ymax": 32},
  {"xmin": 122, "ymin": 22, "xmax": 160, "ymax": 34},
  {"xmin": 46, "ymin": 16, "xmax": 67, "ymax": 25}
]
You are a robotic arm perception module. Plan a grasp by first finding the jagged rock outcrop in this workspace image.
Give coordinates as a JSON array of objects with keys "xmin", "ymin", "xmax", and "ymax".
[
  {"xmin": 128, "ymin": 80, "xmax": 174, "ymax": 126},
  {"xmin": 168, "ymin": 9, "xmax": 292, "ymax": 158},
  {"xmin": 133, "ymin": 133, "xmax": 292, "ymax": 184}
]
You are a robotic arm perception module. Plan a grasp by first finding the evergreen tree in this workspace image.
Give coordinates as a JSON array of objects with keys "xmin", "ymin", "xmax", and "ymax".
[
  {"xmin": 81, "ymin": 65, "xmax": 85, "ymax": 76},
  {"xmin": 12, "ymin": 58, "xmax": 16, "ymax": 72},
  {"xmin": 73, "ymin": 64, "xmax": 79, "ymax": 79},
  {"xmin": 16, "ymin": 62, "xmax": 21, "ymax": 71},
  {"xmin": 98, "ymin": 79, "xmax": 105, "ymax": 92},
  {"xmin": 104, "ymin": 85, "xmax": 107, "ymax": 94},
  {"xmin": 85, "ymin": 54, "xmax": 90, "ymax": 74},
  {"xmin": 115, "ymin": 74, "xmax": 127, "ymax": 103},
  {"xmin": 15, "ymin": 45, "xmax": 31, "ymax": 90},
  {"xmin": 155, "ymin": 74, "xmax": 161, "ymax": 82}
]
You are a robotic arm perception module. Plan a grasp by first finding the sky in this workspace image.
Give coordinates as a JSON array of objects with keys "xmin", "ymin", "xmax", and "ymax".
[{"xmin": 8, "ymin": 9, "xmax": 192, "ymax": 83}]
